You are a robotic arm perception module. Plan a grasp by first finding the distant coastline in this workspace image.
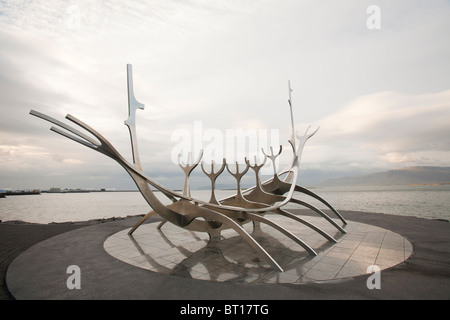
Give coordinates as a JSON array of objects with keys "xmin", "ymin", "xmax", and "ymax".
[
  {"xmin": 43, "ymin": 188, "xmax": 141, "ymax": 193},
  {"xmin": 0, "ymin": 188, "xmax": 141, "ymax": 198},
  {"xmin": 320, "ymin": 166, "xmax": 450, "ymax": 187},
  {"xmin": 407, "ymin": 182, "xmax": 450, "ymax": 186},
  {"xmin": 0, "ymin": 189, "xmax": 41, "ymax": 197},
  {"xmin": 3, "ymin": 166, "xmax": 450, "ymax": 197}
]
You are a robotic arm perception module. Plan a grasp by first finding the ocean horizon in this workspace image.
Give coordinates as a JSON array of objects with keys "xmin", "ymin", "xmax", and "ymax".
[{"xmin": 1, "ymin": 184, "xmax": 449, "ymax": 224}]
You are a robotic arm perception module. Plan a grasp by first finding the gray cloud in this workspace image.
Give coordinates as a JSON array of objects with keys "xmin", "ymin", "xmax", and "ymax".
[{"xmin": 302, "ymin": 90, "xmax": 450, "ymax": 174}]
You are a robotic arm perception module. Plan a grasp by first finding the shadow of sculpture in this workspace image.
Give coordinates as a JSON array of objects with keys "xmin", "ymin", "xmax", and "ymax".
[{"xmin": 127, "ymin": 216, "xmax": 346, "ymax": 283}]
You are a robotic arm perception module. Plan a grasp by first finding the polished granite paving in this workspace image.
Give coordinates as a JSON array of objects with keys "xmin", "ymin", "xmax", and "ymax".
[{"xmin": 104, "ymin": 215, "xmax": 413, "ymax": 284}]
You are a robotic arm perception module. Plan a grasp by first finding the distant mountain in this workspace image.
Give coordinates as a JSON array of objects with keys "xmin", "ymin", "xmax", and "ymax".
[{"xmin": 319, "ymin": 166, "xmax": 450, "ymax": 187}]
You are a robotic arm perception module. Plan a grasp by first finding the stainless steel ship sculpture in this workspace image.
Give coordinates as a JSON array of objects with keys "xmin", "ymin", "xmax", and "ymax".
[{"xmin": 30, "ymin": 65, "xmax": 347, "ymax": 272}]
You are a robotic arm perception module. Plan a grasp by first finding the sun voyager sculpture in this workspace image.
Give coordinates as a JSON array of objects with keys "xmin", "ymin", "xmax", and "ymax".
[{"xmin": 30, "ymin": 65, "xmax": 347, "ymax": 272}]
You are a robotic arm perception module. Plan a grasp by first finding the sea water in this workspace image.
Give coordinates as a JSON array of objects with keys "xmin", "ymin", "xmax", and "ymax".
[{"xmin": 0, "ymin": 185, "xmax": 449, "ymax": 224}]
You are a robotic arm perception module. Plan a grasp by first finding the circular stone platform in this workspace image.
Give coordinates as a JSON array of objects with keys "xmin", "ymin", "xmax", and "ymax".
[{"xmin": 104, "ymin": 215, "xmax": 412, "ymax": 284}]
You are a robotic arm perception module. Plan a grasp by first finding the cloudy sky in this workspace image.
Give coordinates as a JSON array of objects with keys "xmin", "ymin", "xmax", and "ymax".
[{"xmin": 1, "ymin": 0, "xmax": 449, "ymax": 191}]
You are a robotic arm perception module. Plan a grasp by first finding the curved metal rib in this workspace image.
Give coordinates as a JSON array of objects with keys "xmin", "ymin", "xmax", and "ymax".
[
  {"xmin": 274, "ymin": 209, "xmax": 337, "ymax": 243},
  {"xmin": 247, "ymin": 213, "xmax": 317, "ymax": 256},
  {"xmin": 290, "ymin": 198, "xmax": 347, "ymax": 234},
  {"xmin": 128, "ymin": 209, "xmax": 158, "ymax": 235},
  {"xmin": 30, "ymin": 110, "xmax": 99, "ymax": 148},
  {"xmin": 294, "ymin": 185, "xmax": 347, "ymax": 225}
]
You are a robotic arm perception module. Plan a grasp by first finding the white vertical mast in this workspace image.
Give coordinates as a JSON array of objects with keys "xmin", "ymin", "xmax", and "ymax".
[
  {"xmin": 124, "ymin": 64, "xmax": 145, "ymax": 170},
  {"xmin": 288, "ymin": 80, "xmax": 296, "ymax": 151}
]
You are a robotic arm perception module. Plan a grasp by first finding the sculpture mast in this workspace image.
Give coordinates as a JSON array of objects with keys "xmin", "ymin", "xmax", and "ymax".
[
  {"xmin": 125, "ymin": 64, "xmax": 145, "ymax": 170},
  {"xmin": 288, "ymin": 80, "xmax": 296, "ymax": 151}
]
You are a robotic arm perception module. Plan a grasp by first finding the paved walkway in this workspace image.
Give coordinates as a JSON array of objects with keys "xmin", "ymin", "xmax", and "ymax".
[
  {"xmin": 0, "ymin": 222, "xmax": 87, "ymax": 300},
  {"xmin": 2, "ymin": 210, "xmax": 450, "ymax": 300}
]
